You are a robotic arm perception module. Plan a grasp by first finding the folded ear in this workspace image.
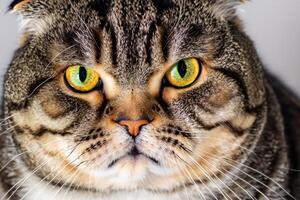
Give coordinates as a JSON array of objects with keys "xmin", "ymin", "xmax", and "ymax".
[
  {"xmin": 211, "ymin": 0, "xmax": 246, "ymax": 20},
  {"xmin": 9, "ymin": 0, "xmax": 31, "ymax": 12},
  {"xmin": 8, "ymin": 0, "xmax": 52, "ymax": 35}
]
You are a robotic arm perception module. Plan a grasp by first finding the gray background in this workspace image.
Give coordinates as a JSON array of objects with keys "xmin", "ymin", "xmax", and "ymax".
[{"xmin": 0, "ymin": 0, "xmax": 299, "ymax": 94}]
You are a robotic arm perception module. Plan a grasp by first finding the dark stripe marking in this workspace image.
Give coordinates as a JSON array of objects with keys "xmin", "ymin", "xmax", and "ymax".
[
  {"xmin": 186, "ymin": 24, "xmax": 203, "ymax": 38},
  {"xmin": 152, "ymin": 0, "xmax": 175, "ymax": 13},
  {"xmin": 93, "ymin": 30, "xmax": 102, "ymax": 63},
  {"xmin": 89, "ymin": 0, "xmax": 111, "ymax": 17},
  {"xmin": 146, "ymin": 21, "xmax": 158, "ymax": 65},
  {"xmin": 192, "ymin": 112, "xmax": 246, "ymax": 136},
  {"xmin": 159, "ymin": 124, "xmax": 192, "ymax": 138},
  {"xmin": 107, "ymin": 22, "xmax": 118, "ymax": 66},
  {"xmin": 223, "ymin": 121, "xmax": 245, "ymax": 136},
  {"xmin": 161, "ymin": 27, "xmax": 169, "ymax": 62},
  {"xmin": 214, "ymin": 67, "xmax": 249, "ymax": 109},
  {"xmin": 33, "ymin": 126, "xmax": 73, "ymax": 137}
]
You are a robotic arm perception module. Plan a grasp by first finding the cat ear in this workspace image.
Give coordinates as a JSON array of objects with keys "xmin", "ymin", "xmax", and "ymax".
[
  {"xmin": 9, "ymin": 0, "xmax": 31, "ymax": 12},
  {"xmin": 211, "ymin": 0, "xmax": 246, "ymax": 20},
  {"xmin": 9, "ymin": 0, "xmax": 52, "ymax": 35}
]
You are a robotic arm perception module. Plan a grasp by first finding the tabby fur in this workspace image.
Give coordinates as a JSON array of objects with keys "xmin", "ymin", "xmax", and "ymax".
[{"xmin": 0, "ymin": 0, "xmax": 300, "ymax": 199}]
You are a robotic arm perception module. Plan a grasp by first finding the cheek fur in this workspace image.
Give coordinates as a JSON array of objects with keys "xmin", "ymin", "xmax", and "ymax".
[{"xmin": 7, "ymin": 61, "xmax": 257, "ymax": 193}]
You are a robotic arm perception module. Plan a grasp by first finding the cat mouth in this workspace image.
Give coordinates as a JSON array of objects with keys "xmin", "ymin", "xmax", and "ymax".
[{"xmin": 107, "ymin": 146, "xmax": 160, "ymax": 168}]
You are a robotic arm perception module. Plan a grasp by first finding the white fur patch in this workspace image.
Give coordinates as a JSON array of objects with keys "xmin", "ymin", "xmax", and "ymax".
[
  {"xmin": 14, "ymin": 158, "xmax": 248, "ymax": 200},
  {"xmin": 19, "ymin": 173, "xmax": 184, "ymax": 200},
  {"xmin": 17, "ymin": 15, "xmax": 53, "ymax": 35},
  {"xmin": 210, "ymin": 0, "xmax": 245, "ymax": 20}
]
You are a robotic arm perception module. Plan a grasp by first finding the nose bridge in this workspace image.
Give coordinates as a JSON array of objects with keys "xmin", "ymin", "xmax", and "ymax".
[
  {"xmin": 113, "ymin": 89, "xmax": 153, "ymax": 137},
  {"xmin": 117, "ymin": 89, "xmax": 150, "ymax": 120}
]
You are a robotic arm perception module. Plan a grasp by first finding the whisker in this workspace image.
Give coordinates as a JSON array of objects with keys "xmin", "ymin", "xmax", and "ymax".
[
  {"xmin": 183, "ymin": 133, "xmax": 274, "ymax": 199},
  {"xmin": 0, "ymin": 124, "xmax": 20, "ymax": 137},
  {"xmin": 2, "ymin": 140, "xmax": 79, "ymax": 200},
  {"xmin": 175, "ymin": 154, "xmax": 231, "ymax": 199},
  {"xmin": 187, "ymin": 152, "xmax": 256, "ymax": 200},
  {"xmin": 223, "ymin": 157, "xmax": 294, "ymax": 199},
  {"xmin": 48, "ymin": 161, "xmax": 86, "ymax": 200},
  {"xmin": 18, "ymin": 143, "xmax": 81, "ymax": 200},
  {"xmin": 179, "ymin": 152, "xmax": 232, "ymax": 200},
  {"xmin": 198, "ymin": 152, "xmax": 281, "ymax": 199},
  {"xmin": 0, "ymin": 114, "xmax": 15, "ymax": 125},
  {"xmin": 3, "ymin": 155, "xmax": 59, "ymax": 200},
  {"xmin": 173, "ymin": 156, "xmax": 204, "ymax": 200},
  {"xmin": 61, "ymin": 163, "xmax": 91, "ymax": 199}
]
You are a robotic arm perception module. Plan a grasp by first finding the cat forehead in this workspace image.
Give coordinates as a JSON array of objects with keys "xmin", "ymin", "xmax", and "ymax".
[
  {"xmin": 48, "ymin": 0, "xmax": 217, "ymax": 84},
  {"xmin": 12, "ymin": 0, "xmax": 240, "ymax": 84}
]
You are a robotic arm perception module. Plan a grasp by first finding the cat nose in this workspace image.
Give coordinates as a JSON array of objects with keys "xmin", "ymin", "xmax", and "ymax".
[
  {"xmin": 118, "ymin": 119, "xmax": 150, "ymax": 137},
  {"xmin": 115, "ymin": 115, "xmax": 151, "ymax": 137}
]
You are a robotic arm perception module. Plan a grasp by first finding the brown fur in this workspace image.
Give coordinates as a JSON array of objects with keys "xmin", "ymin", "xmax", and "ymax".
[{"xmin": 0, "ymin": 0, "xmax": 299, "ymax": 199}]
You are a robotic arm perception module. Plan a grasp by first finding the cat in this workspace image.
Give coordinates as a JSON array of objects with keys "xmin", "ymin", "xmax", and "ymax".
[{"xmin": 1, "ymin": 0, "xmax": 300, "ymax": 199}]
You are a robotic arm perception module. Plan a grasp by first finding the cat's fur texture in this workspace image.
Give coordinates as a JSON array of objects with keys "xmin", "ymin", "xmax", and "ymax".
[{"xmin": 1, "ymin": 0, "xmax": 300, "ymax": 199}]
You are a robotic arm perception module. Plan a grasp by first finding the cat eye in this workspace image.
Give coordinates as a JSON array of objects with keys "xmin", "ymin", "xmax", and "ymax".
[
  {"xmin": 65, "ymin": 65, "xmax": 100, "ymax": 92},
  {"xmin": 165, "ymin": 58, "xmax": 201, "ymax": 88}
]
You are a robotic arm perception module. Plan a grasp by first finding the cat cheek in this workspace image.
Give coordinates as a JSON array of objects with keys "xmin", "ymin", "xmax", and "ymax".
[
  {"xmin": 40, "ymin": 96, "xmax": 67, "ymax": 119},
  {"xmin": 162, "ymin": 87, "xmax": 179, "ymax": 102}
]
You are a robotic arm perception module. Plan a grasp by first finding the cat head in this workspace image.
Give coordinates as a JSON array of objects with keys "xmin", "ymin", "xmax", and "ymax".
[{"xmin": 5, "ymin": 0, "xmax": 266, "ymax": 193}]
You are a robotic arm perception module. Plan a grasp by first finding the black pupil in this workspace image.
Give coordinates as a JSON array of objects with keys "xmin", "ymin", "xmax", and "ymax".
[
  {"xmin": 79, "ymin": 66, "xmax": 87, "ymax": 82},
  {"xmin": 177, "ymin": 60, "xmax": 187, "ymax": 78}
]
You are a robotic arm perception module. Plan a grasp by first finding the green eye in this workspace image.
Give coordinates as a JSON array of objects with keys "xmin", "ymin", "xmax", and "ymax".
[
  {"xmin": 166, "ymin": 58, "xmax": 201, "ymax": 88},
  {"xmin": 65, "ymin": 65, "xmax": 100, "ymax": 92}
]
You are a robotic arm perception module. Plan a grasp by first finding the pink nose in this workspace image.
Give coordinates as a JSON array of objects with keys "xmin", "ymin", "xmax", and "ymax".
[{"xmin": 118, "ymin": 119, "xmax": 149, "ymax": 137}]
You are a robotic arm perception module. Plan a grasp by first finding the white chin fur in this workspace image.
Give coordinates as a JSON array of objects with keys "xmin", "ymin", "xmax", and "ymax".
[
  {"xmin": 19, "ymin": 158, "xmax": 187, "ymax": 200},
  {"xmin": 86, "ymin": 155, "xmax": 178, "ymax": 190},
  {"xmin": 90, "ymin": 155, "xmax": 150, "ymax": 185}
]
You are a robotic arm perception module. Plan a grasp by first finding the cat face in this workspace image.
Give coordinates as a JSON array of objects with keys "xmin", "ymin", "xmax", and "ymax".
[{"xmin": 5, "ymin": 0, "xmax": 265, "ymax": 193}]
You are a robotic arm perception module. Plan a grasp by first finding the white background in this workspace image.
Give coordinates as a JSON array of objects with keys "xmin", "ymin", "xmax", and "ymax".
[{"xmin": 0, "ymin": 0, "xmax": 300, "ymax": 94}]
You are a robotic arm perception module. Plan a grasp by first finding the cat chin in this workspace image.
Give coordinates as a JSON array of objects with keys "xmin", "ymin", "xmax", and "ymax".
[
  {"xmin": 97, "ymin": 155, "xmax": 151, "ymax": 181},
  {"xmin": 82, "ymin": 155, "xmax": 180, "ymax": 189}
]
